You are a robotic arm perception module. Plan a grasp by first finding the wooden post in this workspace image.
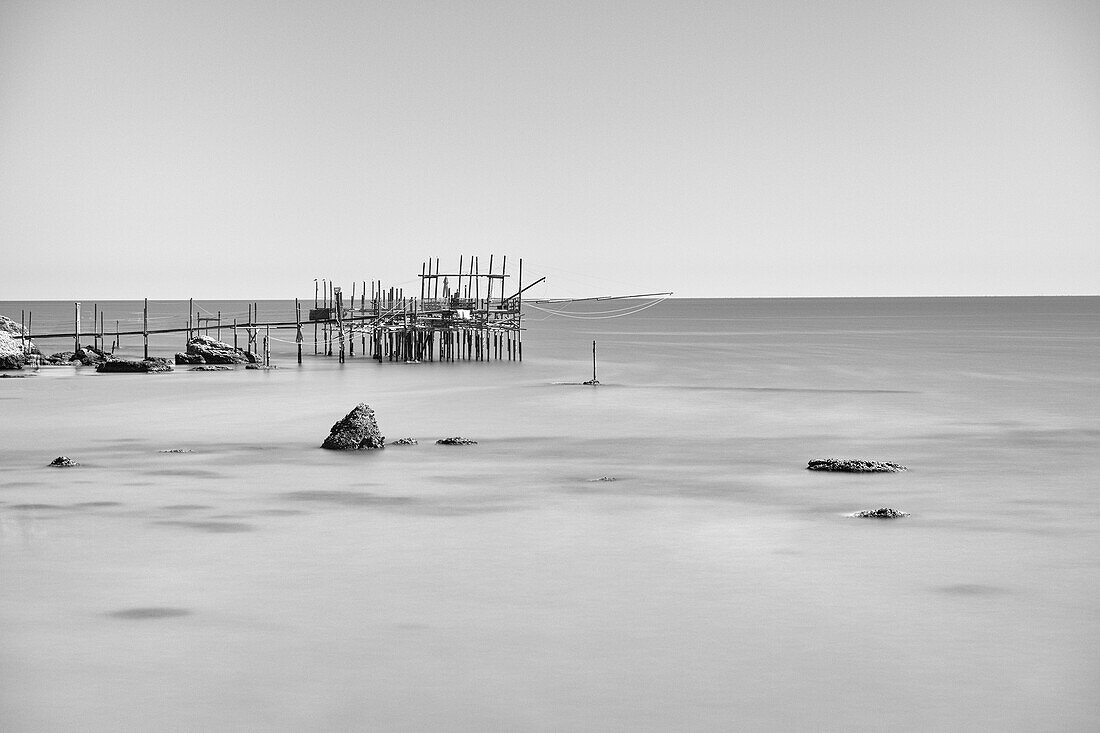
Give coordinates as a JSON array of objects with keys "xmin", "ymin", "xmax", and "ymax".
[
  {"xmin": 518, "ymin": 258, "xmax": 523, "ymax": 361},
  {"xmin": 188, "ymin": 298, "xmax": 193, "ymax": 341},
  {"xmin": 233, "ymin": 319, "xmax": 238, "ymax": 349},
  {"xmin": 93, "ymin": 303, "xmax": 98, "ymax": 350},
  {"xmin": 142, "ymin": 299, "xmax": 148, "ymax": 359},
  {"xmin": 114, "ymin": 319, "xmax": 119, "ymax": 353},
  {"xmin": 314, "ymin": 278, "xmax": 319, "ymax": 355},
  {"xmin": 336, "ymin": 288, "xmax": 345, "ymax": 363},
  {"xmin": 217, "ymin": 311, "xmax": 222, "ymax": 341},
  {"xmin": 265, "ymin": 325, "xmax": 270, "ymax": 366},
  {"xmin": 296, "ymin": 298, "xmax": 303, "ymax": 365},
  {"xmin": 100, "ymin": 312, "xmax": 104, "ymax": 352}
]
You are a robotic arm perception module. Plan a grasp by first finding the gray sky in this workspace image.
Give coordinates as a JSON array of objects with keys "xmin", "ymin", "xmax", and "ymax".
[{"xmin": 2, "ymin": 0, "xmax": 1098, "ymax": 299}]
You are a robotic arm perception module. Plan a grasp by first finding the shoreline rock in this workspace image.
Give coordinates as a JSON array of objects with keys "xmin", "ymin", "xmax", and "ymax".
[
  {"xmin": 183, "ymin": 335, "xmax": 261, "ymax": 365},
  {"xmin": 807, "ymin": 458, "xmax": 907, "ymax": 473},
  {"xmin": 49, "ymin": 456, "xmax": 79, "ymax": 467},
  {"xmin": 96, "ymin": 357, "xmax": 173, "ymax": 373},
  {"xmin": 321, "ymin": 403, "xmax": 385, "ymax": 450}
]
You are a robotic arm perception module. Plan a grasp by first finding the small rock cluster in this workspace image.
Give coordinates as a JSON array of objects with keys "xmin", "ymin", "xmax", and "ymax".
[
  {"xmin": 807, "ymin": 458, "xmax": 907, "ymax": 473},
  {"xmin": 391, "ymin": 437, "xmax": 418, "ymax": 446},
  {"xmin": 49, "ymin": 456, "xmax": 79, "ymax": 467},
  {"xmin": 852, "ymin": 508, "xmax": 910, "ymax": 519},
  {"xmin": 436, "ymin": 437, "xmax": 478, "ymax": 445}
]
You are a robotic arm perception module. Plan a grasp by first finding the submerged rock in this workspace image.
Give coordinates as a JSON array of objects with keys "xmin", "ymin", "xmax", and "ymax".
[
  {"xmin": 852, "ymin": 507, "xmax": 910, "ymax": 519},
  {"xmin": 436, "ymin": 437, "xmax": 477, "ymax": 445},
  {"xmin": 49, "ymin": 456, "xmax": 79, "ymax": 467},
  {"xmin": 321, "ymin": 403, "xmax": 385, "ymax": 450},
  {"xmin": 191, "ymin": 365, "xmax": 230, "ymax": 371},
  {"xmin": 589, "ymin": 476, "xmax": 617, "ymax": 482},
  {"xmin": 807, "ymin": 458, "xmax": 907, "ymax": 473},
  {"xmin": 96, "ymin": 357, "xmax": 173, "ymax": 373},
  {"xmin": 391, "ymin": 437, "xmax": 418, "ymax": 446},
  {"xmin": 245, "ymin": 363, "xmax": 275, "ymax": 370},
  {"xmin": 184, "ymin": 335, "xmax": 260, "ymax": 365},
  {"xmin": 158, "ymin": 449, "xmax": 193, "ymax": 453}
]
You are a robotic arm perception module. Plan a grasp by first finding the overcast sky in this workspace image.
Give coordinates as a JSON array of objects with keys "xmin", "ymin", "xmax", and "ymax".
[{"xmin": 1, "ymin": 0, "xmax": 1097, "ymax": 299}]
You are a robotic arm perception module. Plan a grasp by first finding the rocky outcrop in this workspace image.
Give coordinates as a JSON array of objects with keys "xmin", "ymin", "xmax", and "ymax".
[
  {"xmin": 852, "ymin": 507, "xmax": 910, "ymax": 518},
  {"xmin": 391, "ymin": 437, "xmax": 418, "ymax": 446},
  {"xmin": 321, "ymin": 403, "xmax": 385, "ymax": 450},
  {"xmin": 0, "ymin": 331, "xmax": 25, "ymax": 369},
  {"xmin": 49, "ymin": 456, "xmax": 79, "ymax": 467},
  {"xmin": 74, "ymin": 346, "xmax": 110, "ymax": 366},
  {"xmin": 46, "ymin": 351, "xmax": 77, "ymax": 365},
  {"xmin": 807, "ymin": 459, "xmax": 907, "ymax": 473},
  {"xmin": 436, "ymin": 437, "xmax": 477, "ymax": 445},
  {"xmin": 175, "ymin": 352, "xmax": 204, "ymax": 365},
  {"xmin": 184, "ymin": 335, "xmax": 261, "ymax": 365},
  {"xmin": 96, "ymin": 357, "xmax": 173, "ymax": 373}
]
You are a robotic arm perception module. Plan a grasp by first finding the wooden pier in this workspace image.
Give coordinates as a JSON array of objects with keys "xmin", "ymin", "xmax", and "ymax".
[{"xmin": 15, "ymin": 256, "xmax": 534, "ymax": 366}]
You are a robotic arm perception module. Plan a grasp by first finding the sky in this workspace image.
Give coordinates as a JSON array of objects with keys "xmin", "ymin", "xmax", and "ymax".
[{"xmin": 1, "ymin": 0, "xmax": 1098, "ymax": 299}]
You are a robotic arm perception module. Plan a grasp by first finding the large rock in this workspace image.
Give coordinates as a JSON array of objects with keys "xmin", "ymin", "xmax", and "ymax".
[
  {"xmin": 75, "ymin": 346, "xmax": 110, "ymax": 366},
  {"xmin": 175, "ymin": 352, "xmax": 205, "ymax": 365},
  {"xmin": 807, "ymin": 458, "xmax": 907, "ymax": 473},
  {"xmin": 185, "ymin": 335, "xmax": 261, "ymax": 365},
  {"xmin": 321, "ymin": 403, "xmax": 385, "ymax": 450},
  {"xmin": 0, "ymin": 331, "xmax": 25, "ymax": 370},
  {"xmin": 96, "ymin": 357, "xmax": 173, "ymax": 373}
]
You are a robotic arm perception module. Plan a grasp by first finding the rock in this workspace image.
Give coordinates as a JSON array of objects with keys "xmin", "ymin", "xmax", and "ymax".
[
  {"xmin": 807, "ymin": 458, "xmax": 907, "ymax": 473},
  {"xmin": 321, "ymin": 403, "xmax": 385, "ymax": 450},
  {"xmin": 175, "ymin": 353, "xmax": 205, "ymax": 365},
  {"xmin": 96, "ymin": 357, "xmax": 173, "ymax": 373},
  {"xmin": 158, "ymin": 449, "xmax": 193, "ymax": 453},
  {"xmin": 46, "ymin": 351, "xmax": 78, "ymax": 365},
  {"xmin": 74, "ymin": 346, "xmax": 110, "ymax": 365},
  {"xmin": 49, "ymin": 456, "xmax": 79, "ymax": 467},
  {"xmin": 185, "ymin": 335, "xmax": 254, "ymax": 365},
  {"xmin": 852, "ymin": 507, "xmax": 910, "ymax": 518},
  {"xmin": 191, "ymin": 365, "xmax": 230, "ymax": 371},
  {"xmin": 245, "ymin": 363, "xmax": 276, "ymax": 370},
  {"xmin": 0, "ymin": 314, "xmax": 25, "ymax": 336},
  {"xmin": 391, "ymin": 437, "xmax": 418, "ymax": 446},
  {"xmin": 589, "ymin": 476, "xmax": 617, "ymax": 482},
  {"xmin": 0, "ymin": 331, "xmax": 26, "ymax": 370},
  {"xmin": 436, "ymin": 437, "xmax": 477, "ymax": 445}
]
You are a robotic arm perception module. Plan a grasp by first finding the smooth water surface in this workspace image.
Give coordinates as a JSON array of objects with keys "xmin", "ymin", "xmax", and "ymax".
[{"xmin": 1, "ymin": 297, "xmax": 1098, "ymax": 731}]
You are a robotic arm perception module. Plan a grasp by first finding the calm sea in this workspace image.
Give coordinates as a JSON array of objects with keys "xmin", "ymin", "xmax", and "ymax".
[{"xmin": 1, "ymin": 297, "xmax": 1098, "ymax": 731}]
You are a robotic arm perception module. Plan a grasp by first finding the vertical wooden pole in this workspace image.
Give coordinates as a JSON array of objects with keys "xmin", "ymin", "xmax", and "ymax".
[
  {"xmin": 217, "ymin": 311, "xmax": 222, "ymax": 341},
  {"xmin": 100, "ymin": 312, "xmax": 104, "ymax": 352},
  {"xmin": 74, "ymin": 301, "xmax": 81, "ymax": 352},
  {"xmin": 296, "ymin": 299, "xmax": 303, "ymax": 365},
  {"xmin": 142, "ymin": 299, "xmax": 148, "ymax": 359},
  {"xmin": 233, "ymin": 319, "xmax": 238, "ymax": 349},
  {"xmin": 114, "ymin": 319, "xmax": 119, "ymax": 353},
  {"xmin": 314, "ymin": 279, "xmax": 319, "ymax": 355},
  {"xmin": 265, "ymin": 325, "xmax": 270, "ymax": 366},
  {"xmin": 518, "ymin": 258, "xmax": 523, "ymax": 362}
]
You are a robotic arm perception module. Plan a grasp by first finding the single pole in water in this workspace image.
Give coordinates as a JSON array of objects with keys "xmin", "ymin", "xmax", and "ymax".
[
  {"xmin": 265, "ymin": 325, "xmax": 270, "ymax": 366},
  {"xmin": 314, "ymin": 278, "xmax": 319, "ymax": 355},
  {"xmin": 142, "ymin": 299, "xmax": 148, "ymax": 359},
  {"xmin": 295, "ymin": 299, "xmax": 303, "ymax": 365},
  {"xmin": 584, "ymin": 340, "xmax": 600, "ymax": 385}
]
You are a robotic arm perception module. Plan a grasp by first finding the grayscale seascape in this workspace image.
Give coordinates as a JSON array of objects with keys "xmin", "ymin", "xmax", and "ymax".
[{"xmin": 1, "ymin": 296, "xmax": 1097, "ymax": 731}]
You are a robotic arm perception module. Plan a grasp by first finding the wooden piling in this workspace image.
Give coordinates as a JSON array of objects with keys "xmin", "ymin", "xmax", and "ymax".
[
  {"xmin": 142, "ymin": 299, "xmax": 148, "ymax": 359},
  {"xmin": 295, "ymin": 299, "xmax": 303, "ymax": 365}
]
